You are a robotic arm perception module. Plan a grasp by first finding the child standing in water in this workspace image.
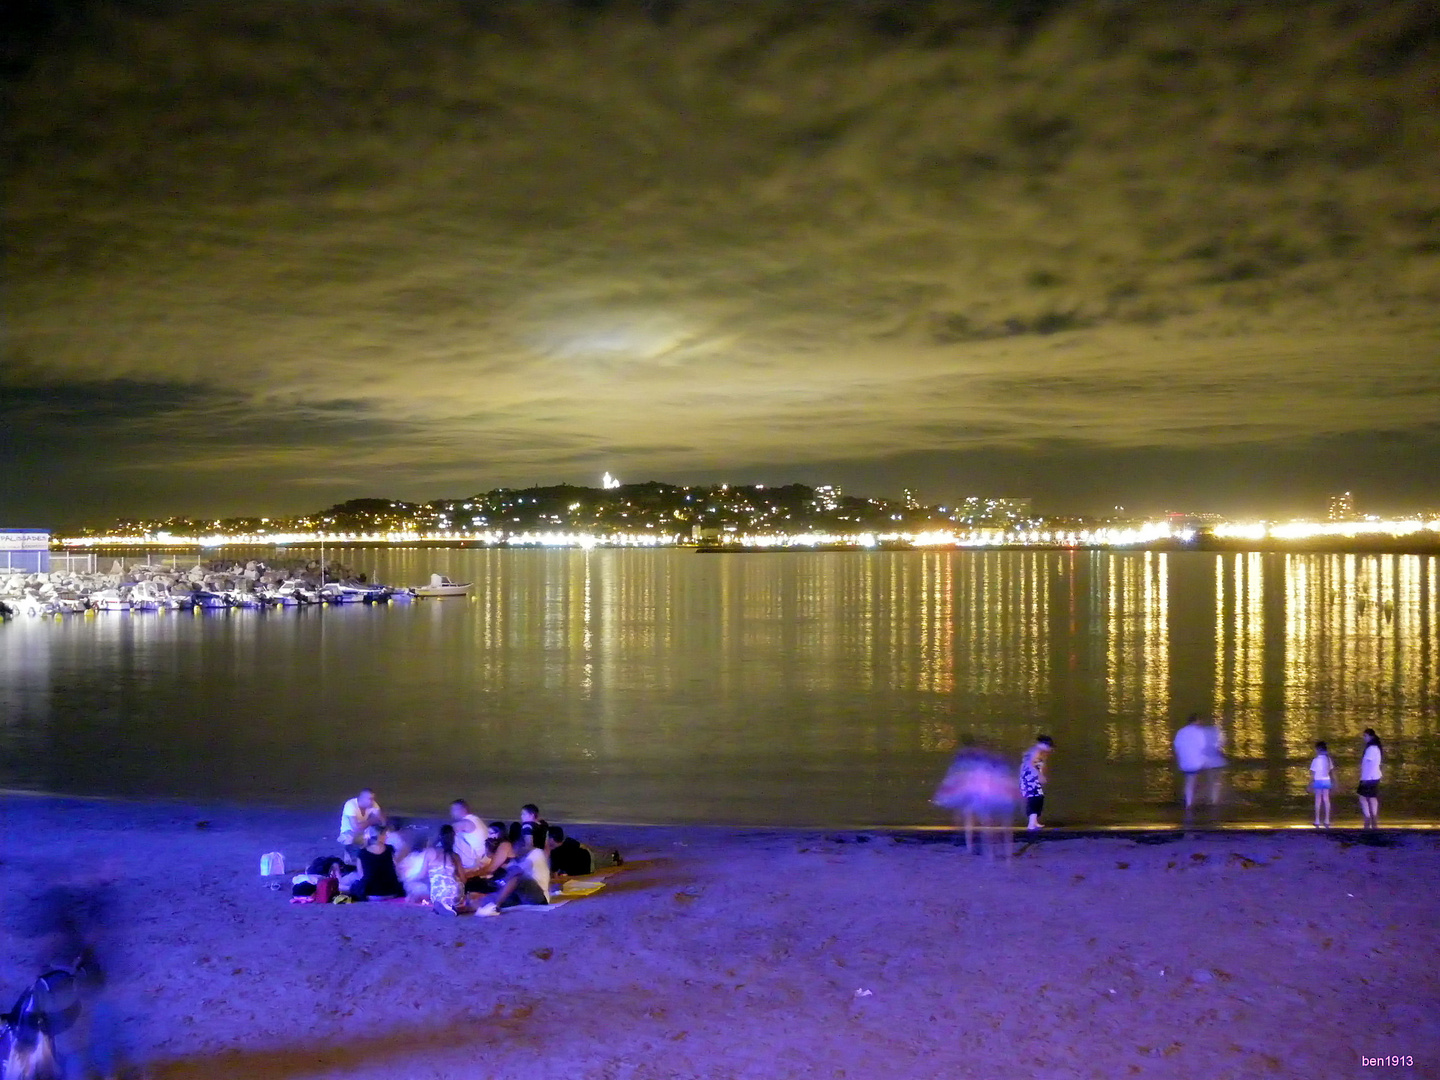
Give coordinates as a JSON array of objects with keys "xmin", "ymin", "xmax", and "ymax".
[{"xmin": 1309, "ymin": 740, "xmax": 1335, "ymax": 827}]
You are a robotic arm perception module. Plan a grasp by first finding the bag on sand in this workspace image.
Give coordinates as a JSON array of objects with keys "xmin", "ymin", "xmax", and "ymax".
[
  {"xmin": 260, "ymin": 852, "xmax": 285, "ymax": 876},
  {"xmin": 313, "ymin": 877, "xmax": 337, "ymax": 905}
]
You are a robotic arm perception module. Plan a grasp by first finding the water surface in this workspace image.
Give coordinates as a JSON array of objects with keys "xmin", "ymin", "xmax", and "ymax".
[{"xmin": 1, "ymin": 550, "xmax": 1436, "ymax": 825}]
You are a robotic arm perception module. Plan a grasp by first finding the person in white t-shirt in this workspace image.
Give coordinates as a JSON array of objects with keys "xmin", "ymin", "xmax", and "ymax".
[
  {"xmin": 337, "ymin": 789, "xmax": 383, "ymax": 853},
  {"xmin": 1173, "ymin": 714, "xmax": 1224, "ymax": 813},
  {"xmin": 1357, "ymin": 729, "xmax": 1384, "ymax": 829},
  {"xmin": 1308, "ymin": 740, "xmax": 1336, "ymax": 828},
  {"xmin": 476, "ymin": 846, "xmax": 551, "ymax": 916},
  {"xmin": 449, "ymin": 799, "xmax": 488, "ymax": 876}
]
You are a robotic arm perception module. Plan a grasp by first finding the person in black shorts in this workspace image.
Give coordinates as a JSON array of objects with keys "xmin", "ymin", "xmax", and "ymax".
[{"xmin": 1019, "ymin": 735, "xmax": 1054, "ymax": 830}]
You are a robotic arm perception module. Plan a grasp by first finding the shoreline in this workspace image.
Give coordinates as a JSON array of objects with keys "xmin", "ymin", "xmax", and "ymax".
[
  {"xmin": 2, "ymin": 794, "xmax": 1437, "ymax": 1078},
  {"xmin": 5, "ymin": 786, "xmax": 1439, "ymax": 832}
]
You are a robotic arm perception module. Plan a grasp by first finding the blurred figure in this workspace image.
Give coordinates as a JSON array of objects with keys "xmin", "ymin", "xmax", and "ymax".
[
  {"xmin": 337, "ymin": 788, "xmax": 383, "ymax": 857},
  {"xmin": 1019, "ymin": 735, "xmax": 1054, "ymax": 830},
  {"xmin": 1174, "ymin": 714, "xmax": 1225, "ymax": 817},
  {"xmin": 1309, "ymin": 740, "xmax": 1336, "ymax": 827},
  {"xmin": 448, "ymin": 800, "xmax": 487, "ymax": 877},
  {"xmin": 933, "ymin": 737, "xmax": 1016, "ymax": 858},
  {"xmin": 1357, "ymin": 729, "xmax": 1384, "ymax": 828},
  {"xmin": 12, "ymin": 868, "xmax": 134, "ymax": 1080}
]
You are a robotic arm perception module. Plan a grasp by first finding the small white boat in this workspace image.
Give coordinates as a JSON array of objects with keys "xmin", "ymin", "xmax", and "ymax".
[
  {"xmin": 91, "ymin": 589, "xmax": 131, "ymax": 612},
  {"xmin": 129, "ymin": 581, "xmax": 178, "ymax": 611},
  {"xmin": 413, "ymin": 574, "xmax": 472, "ymax": 598}
]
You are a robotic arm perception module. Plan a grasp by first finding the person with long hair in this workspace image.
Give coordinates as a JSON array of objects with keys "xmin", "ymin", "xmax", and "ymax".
[
  {"xmin": 1357, "ymin": 729, "xmax": 1384, "ymax": 829},
  {"xmin": 424, "ymin": 824, "xmax": 466, "ymax": 915}
]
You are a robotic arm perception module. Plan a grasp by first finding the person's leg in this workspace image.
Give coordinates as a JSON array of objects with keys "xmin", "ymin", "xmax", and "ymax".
[
  {"xmin": 1357, "ymin": 793, "xmax": 1370, "ymax": 827},
  {"xmin": 1183, "ymin": 771, "xmax": 1197, "ymax": 809},
  {"xmin": 478, "ymin": 873, "xmax": 521, "ymax": 915},
  {"xmin": 1321, "ymin": 789, "xmax": 1331, "ymax": 826},
  {"xmin": 500, "ymin": 877, "xmax": 547, "ymax": 909},
  {"xmin": 1026, "ymin": 794, "xmax": 1044, "ymax": 830},
  {"xmin": 1313, "ymin": 789, "xmax": 1322, "ymax": 826}
]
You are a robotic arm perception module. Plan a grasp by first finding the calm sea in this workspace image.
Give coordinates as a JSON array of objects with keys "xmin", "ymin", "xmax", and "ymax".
[{"xmin": 1, "ymin": 550, "xmax": 1436, "ymax": 826}]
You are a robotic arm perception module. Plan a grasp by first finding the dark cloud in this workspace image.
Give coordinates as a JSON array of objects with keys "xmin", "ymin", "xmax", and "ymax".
[{"xmin": 3, "ymin": 0, "xmax": 1438, "ymax": 524}]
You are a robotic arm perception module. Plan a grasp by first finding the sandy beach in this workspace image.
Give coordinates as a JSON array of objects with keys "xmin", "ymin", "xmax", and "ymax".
[{"xmin": 1, "ymin": 795, "xmax": 1436, "ymax": 1080}]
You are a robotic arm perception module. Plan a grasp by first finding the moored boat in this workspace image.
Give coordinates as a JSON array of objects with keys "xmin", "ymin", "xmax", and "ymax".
[
  {"xmin": 91, "ymin": 589, "xmax": 131, "ymax": 612},
  {"xmin": 413, "ymin": 574, "xmax": 472, "ymax": 598}
]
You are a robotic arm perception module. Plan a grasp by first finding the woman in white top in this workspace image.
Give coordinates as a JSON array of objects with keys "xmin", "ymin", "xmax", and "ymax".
[
  {"xmin": 1357, "ymin": 729, "xmax": 1384, "ymax": 829},
  {"xmin": 1308, "ymin": 741, "xmax": 1335, "ymax": 828}
]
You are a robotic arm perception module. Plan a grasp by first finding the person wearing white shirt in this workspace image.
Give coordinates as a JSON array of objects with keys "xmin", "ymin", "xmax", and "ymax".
[
  {"xmin": 449, "ymin": 799, "xmax": 488, "ymax": 876},
  {"xmin": 338, "ymin": 789, "xmax": 383, "ymax": 853},
  {"xmin": 1357, "ymin": 729, "xmax": 1384, "ymax": 829},
  {"xmin": 1173, "ymin": 714, "xmax": 1223, "ymax": 812},
  {"xmin": 476, "ymin": 846, "xmax": 551, "ymax": 916},
  {"xmin": 1308, "ymin": 740, "xmax": 1336, "ymax": 828}
]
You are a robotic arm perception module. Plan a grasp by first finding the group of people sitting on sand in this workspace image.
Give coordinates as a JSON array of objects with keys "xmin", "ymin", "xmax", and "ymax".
[{"xmin": 316, "ymin": 788, "xmax": 614, "ymax": 916}]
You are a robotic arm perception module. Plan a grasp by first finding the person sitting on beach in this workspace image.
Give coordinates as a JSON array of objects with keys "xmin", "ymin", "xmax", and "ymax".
[
  {"xmin": 546, "ymin": 825, "xmax": 596, "ymax": 877},
  {"xmin": 389, "ymin": 830, "xmax": 429, "ymax": 900},
  {"xmin": 449, "ymin": 799, "xmax": 488, "ymax": 876},
  {"xmin": 338, "ymin": 788, "xmax": 383, "ymax": 855},
  {"xmin": 465, "ymin": 822, "xmax": 515, "ymax": 895},
  {"xmin": 352, "ymin": 826, "xmax": 406, "ymax": 901},
  {"xmin": 476, "ymin": 842, "xmax": 550, "ymax": 916},
  {"xmin": 423, "ymin": 825, "xmax": 467, "ymax": 915},
  {"xmin": 509, "ymin": 804, "xmax": 549, "ymax": 855}
]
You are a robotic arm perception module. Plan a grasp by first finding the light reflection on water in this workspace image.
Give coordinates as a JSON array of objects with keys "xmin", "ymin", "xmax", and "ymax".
[{"xmin": 0, "ymin": 550, "xmax": 1435, "ymax": 825}]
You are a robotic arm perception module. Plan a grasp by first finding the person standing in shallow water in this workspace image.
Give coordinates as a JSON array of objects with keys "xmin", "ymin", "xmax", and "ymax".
[
  {"xmin": 1309, "ymin": 740, "xmax": 1336, "ymax": 828},
  {"xmin": 1019, "ymin": 735, "xmax": 1053, "ymax": 831},
  {"xmin": 1357, "ymin": 728, "xmax": 1384, "ymax": 828}
]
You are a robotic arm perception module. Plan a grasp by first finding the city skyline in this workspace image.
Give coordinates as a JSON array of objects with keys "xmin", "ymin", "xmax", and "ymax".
[
  {"xmin": 4, "ymin": 1, "xmax": 1438, "ymax": 527},
  {"xmin": 58, "ymin": 475, "xmax": 1440, "ymax": 547}
]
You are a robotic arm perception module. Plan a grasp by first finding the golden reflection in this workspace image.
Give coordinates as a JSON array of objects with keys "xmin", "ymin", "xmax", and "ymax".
[
  {"xmin": 1102, "ymin": 552, "xmax": 1172, "ymax": 782},
  {"xmin": 1214, "ymin": 553, "xmax": 1265, "ymax": 759}
]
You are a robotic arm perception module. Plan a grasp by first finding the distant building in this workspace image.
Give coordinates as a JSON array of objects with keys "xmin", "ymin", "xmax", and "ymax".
[
  {"xmin": 902, "ymin": 488, "xmax": 920, "ymax": 510},
  {"xmin": 952, "ymin": 497, "xmax": 1033, "ymax": 527},
  {"xmin": 813, "ymin": 485, "xmax": 842, "ymax": 512},
  {"xmin": 1328, "ymin": 492, "xmax": 1356, "ymax": 522},
  {"xmin": 0, "ymin": 529, "xmax": 51, "ymax": 573},
  {"xmin": 602, "ymin": 472, "xmax": 621, "ymax": 490}
]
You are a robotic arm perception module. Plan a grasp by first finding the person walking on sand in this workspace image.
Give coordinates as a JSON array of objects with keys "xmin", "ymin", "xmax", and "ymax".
[
  {"xmin": 932, "ymin": 737, "xmax": 1016, "ymax": 858},
  {"xmin": 1309, "ymin": 741, "xmax": 1336, "ymax": 827},
  {"xmin": 1357, "ymin": 729, "xmax": 1384, "ymax": 829},
  {"xmin": 1019, "ymin": 735, "xmax": 1053, "ymax": 830}
]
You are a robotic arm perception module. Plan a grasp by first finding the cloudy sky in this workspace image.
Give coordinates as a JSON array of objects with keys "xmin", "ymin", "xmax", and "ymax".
[{"xmin": 3, "ymin": 0, "xmax": 1438, "ymax": 526}]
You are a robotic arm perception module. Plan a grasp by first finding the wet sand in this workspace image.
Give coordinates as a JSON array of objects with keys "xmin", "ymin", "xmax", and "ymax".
[{"xmin": 1, "ymin": 796, "xmax": 1437, "ymax": 1079}]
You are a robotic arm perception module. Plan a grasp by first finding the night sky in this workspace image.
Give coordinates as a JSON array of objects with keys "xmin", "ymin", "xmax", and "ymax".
[{"xmin": 3, "ymin": 0, "xmax": 1438, "ymax": 528}]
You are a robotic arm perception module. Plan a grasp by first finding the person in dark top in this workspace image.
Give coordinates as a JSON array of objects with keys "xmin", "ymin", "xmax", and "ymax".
[
  {"xmin": 354, "ymin": 826, "xmax": 405, "ymax": 900},
  {"xmin": 508, "ymin": 804, "xmax": 549, "ymax": 854}
]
